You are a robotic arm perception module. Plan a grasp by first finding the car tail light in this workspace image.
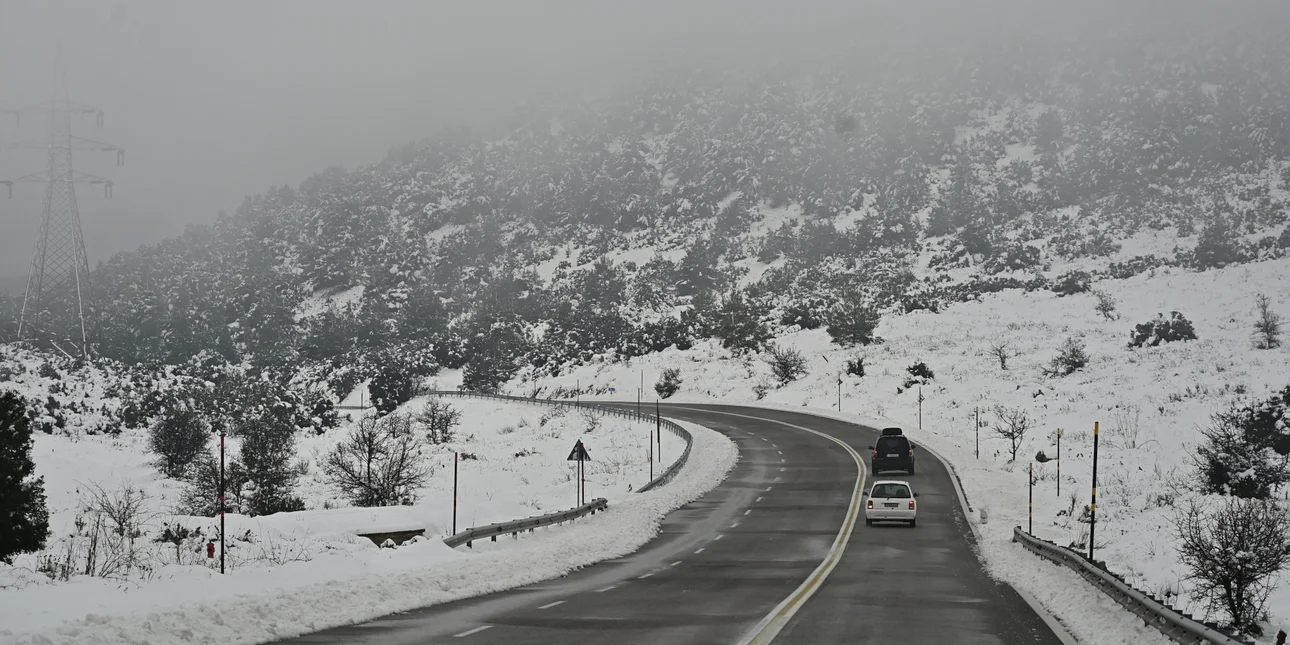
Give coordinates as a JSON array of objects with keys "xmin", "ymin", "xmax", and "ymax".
[
  {"xmin": 908, "ymin": 449, "xmax": 913, "ymax": 457},
  {"xmin": 908, "ymin": 500, "xmax": 916, "ymax": 510},
  {"xmin": 867, "ymin": 499, "xmax": 873, "ymax": 509},
  {"xmin": 872, "ymin": 449, "xmax": 878, "ymax": 458}
]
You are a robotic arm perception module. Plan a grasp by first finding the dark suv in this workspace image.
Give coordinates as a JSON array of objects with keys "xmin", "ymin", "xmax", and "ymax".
[{"xmin": 869, "ymin": 432, "xmax": 915, "ymax": 475}]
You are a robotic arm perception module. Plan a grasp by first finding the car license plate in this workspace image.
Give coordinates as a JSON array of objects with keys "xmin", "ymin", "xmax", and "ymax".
[
  {"xmin": 886, "ymin": 454, "xmax": 898, "ymax": 458},
  {"xmin": 884, "ymin": 503, "xmax": 897, "ymax": 508}
]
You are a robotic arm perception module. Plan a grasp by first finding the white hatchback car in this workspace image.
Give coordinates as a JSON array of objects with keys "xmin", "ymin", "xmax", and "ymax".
[{"xmin": 864, "ymin": 480, "xmax": 919, "ymax": 527}]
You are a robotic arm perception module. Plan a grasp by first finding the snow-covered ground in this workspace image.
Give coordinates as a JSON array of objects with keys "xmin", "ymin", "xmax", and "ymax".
[
  {"xmin": 0, "ymin": 394, "xmax": 702, "ymax": 645},
  {"xmin": 522, "ymin": 255, "xmax": 1290, "ymax": 642}
]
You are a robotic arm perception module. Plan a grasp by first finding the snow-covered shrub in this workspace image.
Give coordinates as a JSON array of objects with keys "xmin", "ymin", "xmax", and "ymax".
[
  {"xmin": 989, "ymin": 341, "xmax": 1012, "ymax": 370},
  {"xmin": 845, "ymin": 355, "xmax": 865, "ymax": 378},
  {"xmin": 1051, "ymin": 269, "xmax": 1093, "ymax": 297},
  {"xmin": 654, "ymin": 367, "xmax": 682, "ymax": 399},
  {"xmin": 1196, "ymin": 388, "xmax": 1290, "ymax": 499},
  {"xmin": 765, "ymin": 344, "xmax": 808, "ymax": 385},
  {"xmin": 325, "ymin": 413, "xmax": 429, "ymax": 507},
  {"xmin": 1093, "ymin": 290, "xmax": 1118, "ymax": 321},
  {"xmin": 779, "ymin": 300, "xmax": 823, "ymax": 330},
  {"xmin": 1192, "ymin": 217, "xmax": 1247, "ymax": 270},
  {"xmin": 715, "ymin": 289, "xmax": 772, "ymax": 355},
  {"xmin": 902, "ymin": 361, "xmax": 934, "ymax": 389},
  {"xmin": 148, "ymin": 405, "xmax": 210, "ymax": 478},
  {"xmin": 1129, "ymin": 311, "xmax": 1198, "ymax": 348},
  {"xmin": 825, "ymin": 301, "xmax": 880, "ymax": 347},
  {"xmin": 1043, "ymin": 337, "xmax": 1089, "ymax": 377},
  {"xmin": 1253, "ymin": 293, "xmax": 1282, "ymax": 350},
  {"xmin": 0, "ymin": 391, "xmax": 49, "ymax": 564},
  {"xmin": 1175, "ymin": 496, "xmax": 1290, "ymax": 636}
]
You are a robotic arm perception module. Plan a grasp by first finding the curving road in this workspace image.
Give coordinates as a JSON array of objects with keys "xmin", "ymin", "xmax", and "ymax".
[{"xmin": 280, "ymin": 404, "xmax": 1066, "ymax": 645}]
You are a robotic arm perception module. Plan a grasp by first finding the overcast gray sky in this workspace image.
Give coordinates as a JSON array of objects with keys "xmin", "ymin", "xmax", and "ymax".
[{"xmin": 0, "ymin": 0, "xmax": 1271, "ymax": 279}]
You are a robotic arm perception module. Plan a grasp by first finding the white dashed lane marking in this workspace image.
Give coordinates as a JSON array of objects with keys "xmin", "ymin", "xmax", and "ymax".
[{"xmin": 455, "ymin": 626, "xmax": 493, "ymax": 638}]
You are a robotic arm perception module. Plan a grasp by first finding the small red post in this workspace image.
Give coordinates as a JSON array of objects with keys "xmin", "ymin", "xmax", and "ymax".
[{"xmin": 206, "ymin": 541, "xmax": 215, "ymax": 559}]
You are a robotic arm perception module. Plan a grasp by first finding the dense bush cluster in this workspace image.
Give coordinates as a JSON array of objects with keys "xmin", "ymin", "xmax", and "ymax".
[{"xmin": 1129, "ymin": 312, "xmax": 1198, "ymax": 348}]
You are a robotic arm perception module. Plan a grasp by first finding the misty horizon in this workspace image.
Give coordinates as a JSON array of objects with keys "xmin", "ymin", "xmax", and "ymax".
[{"xmin": 3, "ymin": 0, "xmax": 1289, "ymax": 277}]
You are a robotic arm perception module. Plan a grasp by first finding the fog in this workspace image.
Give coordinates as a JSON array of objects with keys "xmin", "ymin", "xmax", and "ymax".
[{"xmin": 0, "ymin": 0, "xmax": 1276, "ymax": 279}]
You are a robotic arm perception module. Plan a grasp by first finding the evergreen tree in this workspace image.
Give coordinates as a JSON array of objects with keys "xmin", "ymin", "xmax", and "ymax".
[
  {"xmin": 714, "ymin": 290, "xmax": 772, "ymax": 354},
  {"xmin": 0, "ymin": 392, "xmax": 49, "ymax": 564},
  {"xmin": 237, "ymin": 416, "xmax": 304, "ymax": 516}
]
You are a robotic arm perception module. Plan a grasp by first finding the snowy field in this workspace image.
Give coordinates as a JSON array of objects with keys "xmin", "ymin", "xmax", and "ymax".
[
  {"xmin": 0, "ymin": 394, "xmax": 703, "ymax": 645},
  {"xmin": 526, "ymin": 256, "xmax": 1290, "ymax": 643}
]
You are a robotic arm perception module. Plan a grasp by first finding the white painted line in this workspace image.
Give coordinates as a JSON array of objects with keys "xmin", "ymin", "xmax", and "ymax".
[
  {"xmin": 714, "ymin": 534, "xmax": 724, "ymax": 541},
  {"xmin": 670, "ymin": 406, "xmax": 866, "ymax": 645},
  {"xmin": 780, "ymin": 459, "xmax": 785, "ymax": 463},
  {"xmin": 744, "ymin": 509, "xmax": 752, "ymax": 515},
  {"xmin": 765, "ymin": 486, "xmax": 773, "ymax": 491},
  {"xmin": 756, "ymin": 496, "xmax": 764, "ymax": 502},
  {"xmin": 695, "ymin": 548, "xmax": 706, "ymax": 554},
  {"xmin": 777, "ymin": 450, "xmax": 782, "ymax": 455},
  {"xmin": 731, "ymin": 522, "xmax": 741, "ymax": 528},
  {"xmin": 774, "ymin": 476, "xmax": 781, "ymax": 482},
  {"xmin": 670, "ymin": 561, "xmax": 683, "ymax": 567},
  {"xmin": 638, "ymin": 572, "xmax": 654, "ymax": 579},
  {"xmin": 780, "ymin": 467, "xmax": 786, "ymax": 471},
  {"xmin": 538, "ymin": 601, "xmax": 566, "ymax": 610},
  {"xmin": 596, "ymin": 585, "xmax": 618, "ymax": 593},
  {"xmin": 454, "ymin": 626, "xmax": 493, "ymax": 638}
]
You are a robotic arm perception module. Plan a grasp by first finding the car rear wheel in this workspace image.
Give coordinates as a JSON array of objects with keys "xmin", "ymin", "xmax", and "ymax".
[
  {"xmin": 908, "ymin": 519, "xmax": 917, "ymax": 527},
  {"xmin": 865, "ymin": 518, "xmax": 873, "ymax": 526},
  {"xmin": 908, "ymin": 463, "xmax": 916, "ymax": 475}
]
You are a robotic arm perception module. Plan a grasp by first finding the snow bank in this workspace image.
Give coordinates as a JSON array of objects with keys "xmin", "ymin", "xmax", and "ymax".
[
  {"xmin": 0, "ymin": 394, "xmax": 713, "ymax": 645},
  {"xmin": 0, "ymin": 418, "xmax": 734, "ymax": 645}
]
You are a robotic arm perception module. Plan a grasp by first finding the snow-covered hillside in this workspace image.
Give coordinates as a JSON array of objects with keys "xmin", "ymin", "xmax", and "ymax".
[
  {"xmin": 530, "ymin": 255, "xmax": 1290, "ymax": 640},
  {"xmin": 0, "ymin": 394, "xmax": 702, "ymax": 645}
]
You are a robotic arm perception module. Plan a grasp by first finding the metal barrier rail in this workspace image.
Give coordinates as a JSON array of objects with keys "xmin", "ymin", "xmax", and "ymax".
[
  {"xmin": 1012, "ymin": 527, "xmax": 1254, "ymax": 645},
  {"xmin": 420, "ymin": 389, "xmax": 694, "ymax": 548},
  {"xmin": 443, "ymin": 497, "xmax": 609, "ymax": 548}
]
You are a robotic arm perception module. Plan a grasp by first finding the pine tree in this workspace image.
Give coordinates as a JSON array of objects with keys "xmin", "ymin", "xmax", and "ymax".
[{"xmin": 0, "ymin": 392, "xmax": 50, "ymax": 564}]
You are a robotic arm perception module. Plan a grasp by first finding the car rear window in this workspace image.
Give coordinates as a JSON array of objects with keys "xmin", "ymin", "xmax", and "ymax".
[
  {"xmin": 876, "ymin": 436, "xmax": 908, "ymax": 453},
  {"xmin": 872, "ymin": 483, "xmax": 911, "ymax": 499}
]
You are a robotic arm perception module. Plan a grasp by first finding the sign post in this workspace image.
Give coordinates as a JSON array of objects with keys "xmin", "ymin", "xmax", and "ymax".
[
  {"xmin": 218, "ymin": 421, "xmax": 226, "ymax": 575},
  {"xmin": 1056, "ymin": 428, "xmax": 1062, "ymax": 497},
  {"xmin": 567, "ymin": 439, "xmax": 591, "ymax": 506},
  {"xmin": 453, "ymin": 452, "xmax": 459, "ymax": 535},
  {"xmin": 1090, "ymin": 421, "xmax": 1100, "ymax": 563}
]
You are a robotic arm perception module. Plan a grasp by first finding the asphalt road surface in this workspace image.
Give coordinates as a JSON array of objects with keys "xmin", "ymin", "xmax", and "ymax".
[{"xmin": 280, "ymin": 404, "xmax": 1064, "ymax": 645}]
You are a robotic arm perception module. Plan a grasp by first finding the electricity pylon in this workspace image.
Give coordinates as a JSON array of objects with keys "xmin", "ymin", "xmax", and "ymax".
[{"xmin": 2, "ymin": 50, "xmax": 123, "ymax": 359}]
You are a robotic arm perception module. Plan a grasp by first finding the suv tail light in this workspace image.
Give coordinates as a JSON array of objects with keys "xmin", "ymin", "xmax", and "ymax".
[
  {"xmin": 872, "ymin": 449, "xmax": 879, "ymax": 458},
  {"xmin": 867, "ymin": 499, "xmax": 873, "ymax": 509},
  {"xmin": 908, "ymin": 449, "xmax": 913, "ymax": 457},
  {"xmin": 908, "ymin": 500, "xmax": 916, "ymax": 510}
]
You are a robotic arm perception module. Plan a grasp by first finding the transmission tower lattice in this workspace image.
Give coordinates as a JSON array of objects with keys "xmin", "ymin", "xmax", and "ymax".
[{"xmin": 2, "ymin": 51, "xmax": 123, "ymax": 358}]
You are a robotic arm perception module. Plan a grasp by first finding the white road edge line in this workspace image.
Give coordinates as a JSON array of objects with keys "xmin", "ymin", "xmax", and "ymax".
[
  {"xmin": 595, "ymin": 585, "xmax": 617, "ymax": 592},
  {"xmin": 670, "ymin": 406, "xmax": 866, "ymax": 645},
  {"xmin": 454, "ymin": 625, "xmax": 493, "ymax": 638},
  {"xmin": 538, "ymin": 601, "xmax": 565, "ymax": 609}
]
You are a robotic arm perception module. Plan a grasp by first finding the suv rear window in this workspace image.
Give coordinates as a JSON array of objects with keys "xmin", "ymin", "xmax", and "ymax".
[
  {"xmin": 876, "ymin": 436, "xmax": 909, "ymax": 453},
  {"xmin": 872, "ymin": 483, "xmax": 911, "ymax": 499}
]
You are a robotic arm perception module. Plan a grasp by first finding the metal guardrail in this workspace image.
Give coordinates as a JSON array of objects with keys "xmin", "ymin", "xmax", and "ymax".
[
  {"xmin": 1012, "ymin": 527, "xmax": 1254, "ymax": 645},
  {"xmin": 420, "ymin": 389, "xmax": 693, "ymax": 548},
  {"xmin": 443, "ymin": 498, "xmax": 609, "ymax": 548}
]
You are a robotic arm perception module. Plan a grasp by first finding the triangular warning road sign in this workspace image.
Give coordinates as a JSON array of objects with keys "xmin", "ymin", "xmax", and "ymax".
[{"xmin": 566, "ymin": 439, "xmax": 591, "ymax": 461}]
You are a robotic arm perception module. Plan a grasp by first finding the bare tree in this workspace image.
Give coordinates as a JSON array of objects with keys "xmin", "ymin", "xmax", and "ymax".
[
  {"xmin": 324, "ymin": 413, "xmax": 430, "ymax": 507},
  {"xmin": 765, "ymin": 343, "xmax": 809, "ymax": 385},
  {"xmin": 989, "ymin": 342, "xmax": 1011, "ymax": 370},
  {"xmin": 416, "ymin": 399, "xmax": 462, "ymax": 444},
  {"xmin": 1254, "ymin": 293, "xmax": 1282, "ymax": 350},
  {"xmin": 1093, "ymin": 290, "xmax": 1119, "ymax": 321},
  {"xmin": 1175, "ymin": 497, "xmax": 1290, "ymax": 635},
  {"xmin": 993, "ymin": 405, "xmax": 1032, "ymax": 463}
]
